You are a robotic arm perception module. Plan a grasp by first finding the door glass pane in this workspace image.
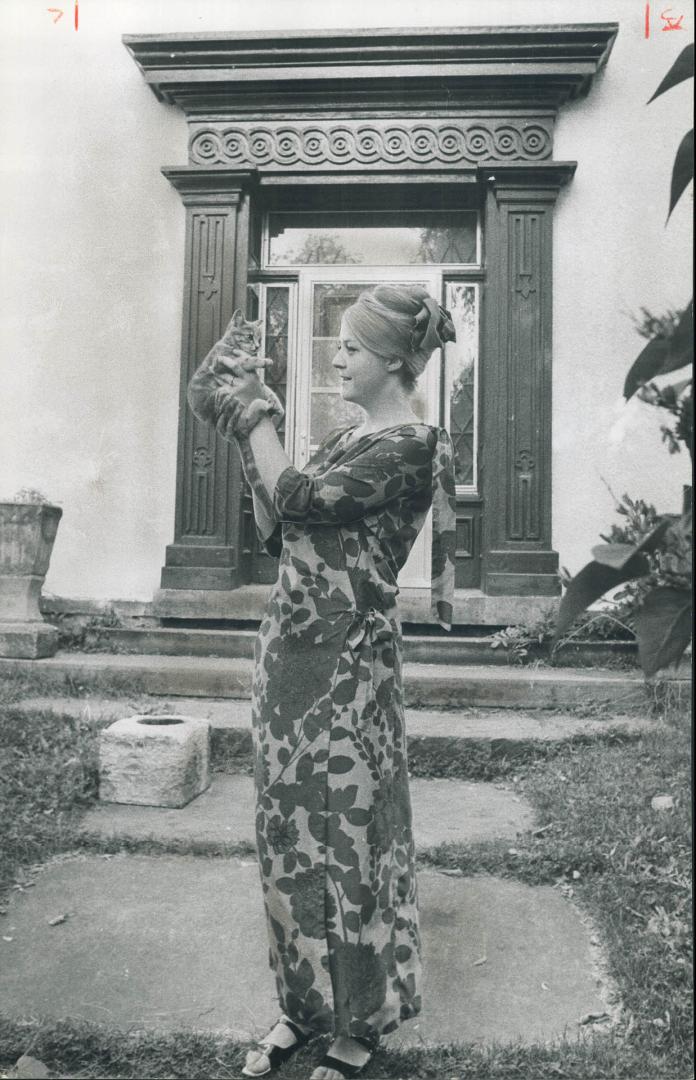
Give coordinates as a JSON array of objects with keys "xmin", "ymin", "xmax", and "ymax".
[
  {"xmin": 309, "ymin": 283, "xmax": 365, "ymax": 451},
  {"xmin": 263, "ymin": 285, "xmax": 291, "ymax": 447},
  {"xmin": 444, "ymin": 283, "xmax": 479, "ymax": 490},
  {"xmin": 309, "ymin": 280, "xmax": 435, "ymax": 452},
  {"xmin": 269, "ymin": 211, "xmax": 477, "ymax": 266}
]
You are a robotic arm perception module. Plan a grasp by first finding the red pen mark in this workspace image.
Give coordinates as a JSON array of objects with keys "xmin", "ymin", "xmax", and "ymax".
[
  {"xmin": 74, "ymin": 0, "xmax": 78, "ymax": 30},
  {"xmin": 661, "ymin": 6, "xmax": 684, "ymax": 29},
  {"xmin": 645, "ymin": 2, "xmax": 651, "ymax": 36},
  {"xmin": 47, "ymin": 6, "xmax": 64, "ymax": 22}
]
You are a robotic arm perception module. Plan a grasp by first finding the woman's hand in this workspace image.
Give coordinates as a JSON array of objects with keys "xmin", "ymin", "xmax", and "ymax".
[{"xmin": 215, "ymin": 353, "xmax": 269, "ymax": 407}]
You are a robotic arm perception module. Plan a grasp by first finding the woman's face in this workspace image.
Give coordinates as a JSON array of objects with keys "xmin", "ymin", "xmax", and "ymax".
[{"xmin": 333, "ymin": 316, "xmax": 398, "ymax": 406}]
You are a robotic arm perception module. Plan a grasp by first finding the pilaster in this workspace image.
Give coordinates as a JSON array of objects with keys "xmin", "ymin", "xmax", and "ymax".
[
  {"xmin": 480, "ymin": 162, "xmax": 576, "ymax": 596},
  {"xmin": 159, "ymin": 169, "xmax": 257, "ymax": 591}
]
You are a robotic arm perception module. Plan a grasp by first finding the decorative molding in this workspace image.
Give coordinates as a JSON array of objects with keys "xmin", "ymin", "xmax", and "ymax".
[
  {"xmin": 477, "ymin": 161, "xmax": 577, "ymax": 194},
  {"xmin": 192, "ymin": 447, "xmax": 212, "ymax": 470},
  {"xmin": 123, "ymin": 25, "xmax": 618, "ymax": 114},
  {"xmin": 188, "ymin": 119, "xmax": 553, "ymax": 169},
  {"xmin": 162, "ymin": 167, "xmax": 257, "ymax": 205}
]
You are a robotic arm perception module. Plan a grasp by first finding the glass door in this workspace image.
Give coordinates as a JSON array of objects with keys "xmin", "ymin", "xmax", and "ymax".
[{"xmin": 291, "ymin": 267, "xmax": 441, "ymax": 590}]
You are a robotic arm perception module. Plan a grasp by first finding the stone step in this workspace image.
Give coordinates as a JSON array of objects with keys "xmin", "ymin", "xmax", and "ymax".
[
  {"xmin": 0, "ymin": 651, "xmax": 655, "ymax": 709},
  {"xmin": 79, "ymin": 625, "xmax": 638, "ymax": 669},
  {"xmin": 0, "ymin": 853, "xmax": 613, "ymax": 1048},
  {"xmin": 16, "ymin": 694, "xmax": 654, "ymax": 783},
  {"xmin": 79, "ymin": 773, "xmax": 534, "ymax": 851}
]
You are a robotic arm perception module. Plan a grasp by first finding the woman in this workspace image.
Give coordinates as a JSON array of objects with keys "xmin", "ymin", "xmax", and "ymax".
[{"xmin": 190, "ymin": 285, "xmax": 457, "ymax": 1080}]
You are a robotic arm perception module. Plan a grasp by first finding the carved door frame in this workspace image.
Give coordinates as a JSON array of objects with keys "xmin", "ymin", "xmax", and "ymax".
[{"xmin": 123, "ymin": 24, "xmax": 616, "ymax": 606}]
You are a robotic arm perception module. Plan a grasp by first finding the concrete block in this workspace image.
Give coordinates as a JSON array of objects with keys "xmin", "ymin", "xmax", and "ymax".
[
  {"xmin": 0, "ymin": 620, "xmax": 58, "ymax": 658},
  {"xmin": 99, "ymin": 714, "xmax": 211, "ymax": 808}
]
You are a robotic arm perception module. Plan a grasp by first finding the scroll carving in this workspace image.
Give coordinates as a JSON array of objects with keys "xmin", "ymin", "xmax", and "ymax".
[{"xmin": 189, "ymin": 120, "xmax": 552, "ymax": 168}]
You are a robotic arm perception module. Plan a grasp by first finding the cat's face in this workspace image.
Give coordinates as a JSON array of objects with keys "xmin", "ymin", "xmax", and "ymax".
[{"xmin": 224, "ymin": 309, "xmax": 262, "ymax": 356}]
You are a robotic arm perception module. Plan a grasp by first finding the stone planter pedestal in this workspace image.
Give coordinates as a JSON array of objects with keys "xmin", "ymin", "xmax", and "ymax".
[
  {"xmin": 99, "ymin": 715, "xmax": 211, "ymax": 808},
  {"xmin": 0, "ymin": 502, "xmax": 63, "ymax": 658}
]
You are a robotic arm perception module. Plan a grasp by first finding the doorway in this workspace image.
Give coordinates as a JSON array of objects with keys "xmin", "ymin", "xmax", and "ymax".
[{"xmin": 248, "ymin": 206, "xmax": 483, "ymax": 591}]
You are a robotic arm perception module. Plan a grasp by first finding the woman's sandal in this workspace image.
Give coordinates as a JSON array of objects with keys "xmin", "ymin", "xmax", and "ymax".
[
  {"xmin": 309, "ymin": 1035, "xmax": 375, "ymax": 1079},
  {"xmin": 241, "ymin": 1015, "xmax": 313, "ymax": 1077}
]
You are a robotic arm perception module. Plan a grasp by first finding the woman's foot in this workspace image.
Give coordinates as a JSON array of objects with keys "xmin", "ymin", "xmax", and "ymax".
[
  {"xmin": 309, "ymin": 1035, "xmax": 374, "ymax": 1079},
  {"xmin": 242, "ymin": 1015, "xmax": 314, "ymax": 1077}
]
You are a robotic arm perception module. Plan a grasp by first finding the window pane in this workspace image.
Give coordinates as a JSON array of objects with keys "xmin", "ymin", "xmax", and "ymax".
[
  {"xmin": 268, "ymin": 211, "xmax": 477, "ymax": 266},
  {"xmin": 445, "ymin": 284, "xmax": 479, "ymax": 489},
  {"xmin": 263, "ymin": 286, "xmax": 291, "ymax": 445},
  {"xmin": 310, "ymin": 393, "xmax": 363, "ymax": 447},
  {"xmin": 312, "ymin": 338, "xmax": 340, "ymax": 388},
  {"xmin": 309, "ymin": 283, "xmax": 373, "ymax": 449}
]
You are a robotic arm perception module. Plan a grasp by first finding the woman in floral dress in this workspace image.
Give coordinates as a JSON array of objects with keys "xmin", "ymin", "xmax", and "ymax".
[{"xmin": 189, "ymin": 285, "xmax": 457, "ymax": 1080}]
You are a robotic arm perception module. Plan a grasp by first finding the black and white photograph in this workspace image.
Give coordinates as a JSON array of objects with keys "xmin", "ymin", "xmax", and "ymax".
[{"xmin": 0, "ymin": 1, "xmax": 692, "ymax": 1078}]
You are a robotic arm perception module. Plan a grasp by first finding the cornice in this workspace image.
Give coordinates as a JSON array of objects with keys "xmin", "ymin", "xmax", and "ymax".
[
  {"xmin": 123, "ymin": 24, "xmax": 618, "ymax": 116},
  {"xmin": 476, "ymin": 161, "xmax": 578, "ymax": 193},
  {"xmin": 162, "ymin": 166, "xmax": 258, "ymax": 204}
]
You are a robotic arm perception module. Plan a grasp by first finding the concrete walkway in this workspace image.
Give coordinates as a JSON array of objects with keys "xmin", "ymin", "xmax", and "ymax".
[
  {"xmin": 80, "ymin": 774, "xmax": 534, "ymax": 850},
  {"xmin": 0, "ymin": 854, "xmax": 612, "ymax": 1047}
]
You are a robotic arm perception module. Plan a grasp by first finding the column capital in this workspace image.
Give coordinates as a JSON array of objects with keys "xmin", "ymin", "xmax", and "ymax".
[
  {"xmin": 477, "ymin": 161, "xmax": 577, "ymax": 202},
  {"xmin": 162, "ymin": 166, "xmax": 258, "ymax": 205}
]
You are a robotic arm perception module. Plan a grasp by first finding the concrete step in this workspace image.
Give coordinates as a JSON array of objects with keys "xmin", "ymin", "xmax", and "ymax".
[
  {"xmin": 0, "ymin": 651, "xmax": 656, "ymax": 710},
  {"xmin": 79, "ymin": 625, "xmax": 639, "ymax": 669},
  {"xmin": 16, "ymin": 694, "xmax": 655, "ymax": 782},
  {"xmin": 79, "ymin": 773, "xmax": 535, "ymax": 851},
  {"xmin": 0, "ymin": 853, "xmax": 613, "ymax": 1048}
]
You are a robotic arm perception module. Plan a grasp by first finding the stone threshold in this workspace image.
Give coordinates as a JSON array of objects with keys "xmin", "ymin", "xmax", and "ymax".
[{"xmin": 41, "ymin": 587, "xmax": 561, "ymax": 628}]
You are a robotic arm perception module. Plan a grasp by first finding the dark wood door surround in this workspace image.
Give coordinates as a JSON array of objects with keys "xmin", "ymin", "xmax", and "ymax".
[{"xmin": 124, "ymin": 24, "xmax": 617, "ymax": 603}]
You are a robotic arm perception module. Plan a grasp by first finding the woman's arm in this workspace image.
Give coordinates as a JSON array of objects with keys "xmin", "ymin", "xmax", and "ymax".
[{"xmin": 247, "ymin": 417, "xmax": 294, "ymax": 501}]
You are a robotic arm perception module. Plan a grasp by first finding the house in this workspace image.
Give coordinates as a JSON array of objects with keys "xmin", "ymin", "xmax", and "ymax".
[{"xmin": 0, "ymin": 0, "xmax": 691, "ymax": 632}]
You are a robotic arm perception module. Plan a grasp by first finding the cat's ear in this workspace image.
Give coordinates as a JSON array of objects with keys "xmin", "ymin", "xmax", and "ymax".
[{"xmin": 230, "ymin": 309, "xmax": 245, "ymax": 327}]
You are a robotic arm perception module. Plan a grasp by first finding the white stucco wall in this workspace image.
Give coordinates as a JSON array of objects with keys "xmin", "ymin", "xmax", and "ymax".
[{"xmin": 0, "ymin": 0, "xmax": 692, "ymax": 601}]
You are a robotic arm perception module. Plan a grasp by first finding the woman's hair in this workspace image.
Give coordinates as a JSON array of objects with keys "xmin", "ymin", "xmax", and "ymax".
[{"xmin": 342, "ymin": 284, "xmax": 456, "ymax": 392}]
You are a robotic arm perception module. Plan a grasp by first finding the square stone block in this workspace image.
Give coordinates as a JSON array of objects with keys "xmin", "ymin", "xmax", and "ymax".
[
  {"xmin": 99, "ymin": 715, "xmax": 211, "ymax": 808},
  {"xmin": 0, "ymin": 620, "xmax": 59, "ymax": 658}
]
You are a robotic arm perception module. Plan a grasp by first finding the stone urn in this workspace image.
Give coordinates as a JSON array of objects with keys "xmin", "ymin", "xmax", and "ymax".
[{"xmin": 0, "ymin": 498, "xmax": 63, "ymax": 658}]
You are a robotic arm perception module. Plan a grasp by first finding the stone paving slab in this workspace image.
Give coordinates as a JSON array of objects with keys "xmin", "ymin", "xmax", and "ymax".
[
  {"xmin": 80, "ymin": 774, "xmax": 534, "ymax": 850},
  {"xmin": 0, "ymin": 854, "xmax": 611, "ymax": 1047},
  {"xmin": 16, "ymin": 694, "xmax": 656, "ymax": 741}
]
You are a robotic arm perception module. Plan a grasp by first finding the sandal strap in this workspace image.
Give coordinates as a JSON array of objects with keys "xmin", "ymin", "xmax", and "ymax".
[
  {"xmin": 317, "ymin": 1053, "xmax": 370, "ymax": 1078},
  {"xmin": 259, "ymin": 1015, "xmax": 310, "ymax": 1049}
]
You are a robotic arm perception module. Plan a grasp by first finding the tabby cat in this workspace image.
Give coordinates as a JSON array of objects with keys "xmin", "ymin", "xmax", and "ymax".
[{"xmin": 187, "ymin": 308, "xmax": 282, "ymax": 426}]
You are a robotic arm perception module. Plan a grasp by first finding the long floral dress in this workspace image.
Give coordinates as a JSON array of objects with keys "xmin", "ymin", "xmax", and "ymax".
[{"xmin": 249, "ymin": 421, "xmax": 457, "ymax": 1048}]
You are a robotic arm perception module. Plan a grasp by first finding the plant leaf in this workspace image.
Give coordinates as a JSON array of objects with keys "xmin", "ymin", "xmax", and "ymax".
[
  {"xmin": 624, "ymin": 301, "xmax": 694, "ymax": 399},
  {"xmin": 553, "ymin": 552, "xmax": 650, "ymax": 642},
  {"xmin": 668, "ymin": 129, "xmax": 694, "ymax": 219},
  {"xmin": 590, "ymin": 543, "xmax": 641, "ymax": 570},
  {"xmin": 635, "ymin": 586, "xmax": 692, "ymax": 677},
  {"xmin": 591, "ymin": 518, "xmax": 672, "ymax": 569},
  {"xmin": 624, "ymin": 336, "xmax": 671, "ymax": 400},
  {"xmin": 647, "ymin": 42, "xmax": 694, "ymax": 103}
]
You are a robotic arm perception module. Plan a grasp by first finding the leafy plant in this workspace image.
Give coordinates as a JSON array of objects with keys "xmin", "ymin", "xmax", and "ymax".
[
  {"xmin": 554, "ymin": 46, "xmax": 693, "ymax": 679},
  {"xmin": 9, "ymin": 488, "xmax": 53, "ymax": 505}
]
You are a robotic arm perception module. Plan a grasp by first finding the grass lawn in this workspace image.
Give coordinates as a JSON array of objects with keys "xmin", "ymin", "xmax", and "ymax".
[{"xmin": 0, "ymin": 671, "xmax": 692, "ymax": 1080}]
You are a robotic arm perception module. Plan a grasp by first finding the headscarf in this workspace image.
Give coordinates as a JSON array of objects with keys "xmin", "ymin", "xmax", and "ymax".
[{"xmin": 343, "ymin": 285, "xmax": 456, "ymax": 383}]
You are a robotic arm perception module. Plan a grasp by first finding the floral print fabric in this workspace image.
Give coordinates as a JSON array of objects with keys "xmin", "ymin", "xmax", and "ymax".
[{"xmin": 252, "ymin": 423, "xmax": 456, "ymax": 1045}]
